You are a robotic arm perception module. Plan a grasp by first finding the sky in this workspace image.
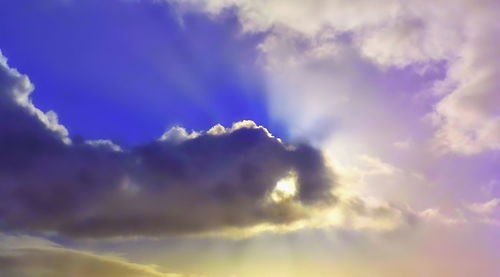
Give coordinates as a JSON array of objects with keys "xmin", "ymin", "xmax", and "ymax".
[{"xmin": 0, "ymin": 0, "xmax": 499, "ymax": 276}]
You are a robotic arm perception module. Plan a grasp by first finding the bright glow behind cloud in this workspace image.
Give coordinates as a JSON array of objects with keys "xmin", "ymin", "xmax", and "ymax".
[{"xmin": 270, "ymin": 171, "xmax": 298, "ymax": 202}]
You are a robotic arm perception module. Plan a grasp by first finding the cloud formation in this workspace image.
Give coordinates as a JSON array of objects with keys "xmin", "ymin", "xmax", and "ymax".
[
  {"xmin": 0, "ymin": 234, "xmax": 184, "ymax": 277},
  {"xmin": 171, "ymin": 0, "xmax": 500, "ymax": 155},
  {"xmin": 0, "ymin": 52, "xmax": 336, "ymax": 238}
]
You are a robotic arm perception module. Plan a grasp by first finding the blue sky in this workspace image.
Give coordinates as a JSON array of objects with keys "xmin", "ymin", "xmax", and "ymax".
[{"xmin": 0, "ymin": 0, "xmax": 279, "ymax": 146}]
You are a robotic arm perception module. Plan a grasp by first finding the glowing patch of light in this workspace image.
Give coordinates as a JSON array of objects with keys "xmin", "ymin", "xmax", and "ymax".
[{"xmin": 270, "ymin": 171, "xmax": 298, "ymax": 202}]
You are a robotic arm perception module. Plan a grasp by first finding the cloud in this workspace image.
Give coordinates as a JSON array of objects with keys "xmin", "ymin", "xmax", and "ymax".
[
  {"xmin": 170, "ymin": 0, "xmax": 500, "ymax": 155},
  {"xmin": 170, "ymin": 0, "xmax": 400, "ymax": 34},
  {"xmin": 0, "ymin": 234, "xmax": 184, "ymax": 277},
  {"xmin": 418, "ymin": 199, "xmax": 500, "ymax": 228},
  {"xmin": 419, "ymin": 208, "xmax": 465, "ymax": 226},
  {"xmin": 0, "ymin": 51, "xmax": 69, "ymax": 142},
  {"xmin": 357, "ymin": 155, "xmax": 398, "ymax": 176},
  {"xmin": 467, "ymin": 198, "xmax": 499, "ymax": 215},
  {"xmin": 356, "ymin": 0, "xmax": 500, "ymax": 154},
  {"xmin": 466, "ymin": 198, "xmax": 500, "ymax": 227},
  {"xmin": 0, "ymin": 52, "xmax": 336, "ymax": 238},
  {"xmin": 0, "ymin": 50, "xmax": 416, "ymax": 239}
]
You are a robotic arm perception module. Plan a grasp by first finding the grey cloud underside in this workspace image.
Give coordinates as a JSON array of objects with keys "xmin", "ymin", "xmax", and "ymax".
[{"xmin": 0, "ymin": 55, "xmax": 335, "ymax": 238}]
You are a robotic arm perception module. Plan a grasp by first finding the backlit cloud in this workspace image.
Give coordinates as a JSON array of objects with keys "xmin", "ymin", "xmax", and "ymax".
[
  {"xmin": 0, "ymin": 48, "xmax": 416, "ymax": 239},
  {"xmin": 0, "ymin": 52, "xmax": 338, "ymax": 238}
]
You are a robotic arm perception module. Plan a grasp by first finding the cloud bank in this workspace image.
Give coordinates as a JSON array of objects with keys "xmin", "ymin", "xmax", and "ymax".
[
  {"xmin": 0, "ymin": 234, "xmax": 184, "ymax": 277},
  {"xmin": 0, "ymin": 52, "xmax": 337, "ymax": 238}
]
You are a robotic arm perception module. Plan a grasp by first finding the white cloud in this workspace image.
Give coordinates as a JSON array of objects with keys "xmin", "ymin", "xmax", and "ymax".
[
  {"xmin": 85, "ymin": 139, "xmax": 123, "ymax": 152},
  {"xmin": 358, "ymin": 155, "xmax": 398, "ymax": 176},
  {"xmin": 0, "ymin": 51, "xmax": 69, "ymax": 143},
  {"xmin": 159, "ymin": 126, "xmax": 200, "ymax": 143},
  {"xmin": 467, "ymin": 198, "xmax": 500, "ymax": 215},
  {"xmin": 171, "ymin": 0, "xmax": 500, "ymax": 155},
  {"xmin": 419, "ymin": 208, "xmax": 465, "ymax": 226},
  {"xmin": 171, "ymin": 0, "xmax": 400, "ymax": 34},
  {"xmin": 160, "ymin": 120, "xmax": 275, "ymax": 143}
]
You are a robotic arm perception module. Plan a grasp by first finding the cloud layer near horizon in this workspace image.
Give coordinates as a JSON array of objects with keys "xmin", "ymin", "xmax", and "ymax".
[
  {"xmin": 0, "ymin": 53, "xmax": 336, "ymax": 238},
  {"xmin": 0, "ymin": 234, "xmax": 184, "ymax": 277}
]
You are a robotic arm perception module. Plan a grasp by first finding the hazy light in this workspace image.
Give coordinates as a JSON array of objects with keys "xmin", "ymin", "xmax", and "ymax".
[{"xmin": 270, "ymin": 171, "xmax": 298, "ymax": 202}]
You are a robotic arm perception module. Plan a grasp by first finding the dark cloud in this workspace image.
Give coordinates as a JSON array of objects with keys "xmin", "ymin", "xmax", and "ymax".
[{"xmin": 0, "ymin": 53, "xmax": 335, "ymax": 238}]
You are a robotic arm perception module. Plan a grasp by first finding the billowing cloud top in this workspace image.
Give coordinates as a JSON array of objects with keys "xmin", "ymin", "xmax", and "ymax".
[{"xmin": 0, "ymin": 53, "xmax": 334, "ymax": 238}]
